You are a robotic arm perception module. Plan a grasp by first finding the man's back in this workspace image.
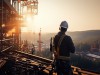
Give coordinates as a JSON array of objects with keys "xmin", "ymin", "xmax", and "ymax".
[{"xmin": 54, "ymin": 31, "xmax": 75, "ymax": 57}]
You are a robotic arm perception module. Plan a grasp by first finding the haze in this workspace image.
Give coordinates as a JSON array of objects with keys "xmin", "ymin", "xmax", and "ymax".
[{"xmin": 22, "ymin": 0, "xmax": 100, "ymax": 33}]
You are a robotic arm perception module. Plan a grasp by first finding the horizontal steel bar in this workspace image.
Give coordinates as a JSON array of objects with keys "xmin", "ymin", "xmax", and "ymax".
[
  {"xmin": 13, "ymin": 51, "xmax": 52, "ymax": 64},
  {"xmin": 0, "ymin": 38, "xmax": 13, "ymax": 42},
  {"xmin": 1, "ymin": 46, "xmax": 13, "ymax": 52}
]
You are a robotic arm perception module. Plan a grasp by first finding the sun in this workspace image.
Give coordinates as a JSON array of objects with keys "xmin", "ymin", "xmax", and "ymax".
[{"xmin": 21, "ymin": 13, "xmax": 35, "ymax": 32}]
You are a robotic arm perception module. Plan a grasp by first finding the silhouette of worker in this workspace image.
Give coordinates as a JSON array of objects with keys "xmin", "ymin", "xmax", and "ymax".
[{"xmin": 50, "ymin": 21, "xmax": 75, "ymax": 75}]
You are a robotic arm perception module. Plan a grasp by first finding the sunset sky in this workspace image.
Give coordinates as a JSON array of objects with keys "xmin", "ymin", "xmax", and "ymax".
[{"xmin": 22, "ymin": 0, "xmax": 100, "ymax": 33}]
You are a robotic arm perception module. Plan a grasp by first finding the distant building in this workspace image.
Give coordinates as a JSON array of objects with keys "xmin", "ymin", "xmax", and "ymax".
[
  {"xmin": 90, "ymin": 43, "xmax": 99, "ymax": 52},
  {"xmin": 87, "ymin": 53, "xmax": 100, "ymax": 61},
  {"xmin": 99, "ymin": 45, "xmax": 100, "ymax": 52}
]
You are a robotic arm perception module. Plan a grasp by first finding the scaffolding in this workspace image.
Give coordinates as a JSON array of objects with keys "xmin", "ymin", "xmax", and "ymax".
[{"xmin": 0, "ymin": 0, "xmax": 38, "ymax": 53}]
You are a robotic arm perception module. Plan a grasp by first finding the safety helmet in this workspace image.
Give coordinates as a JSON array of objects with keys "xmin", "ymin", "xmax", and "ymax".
[{"xmin": 60, "ymin": 21, "xmax": 68, "ymax": 29}]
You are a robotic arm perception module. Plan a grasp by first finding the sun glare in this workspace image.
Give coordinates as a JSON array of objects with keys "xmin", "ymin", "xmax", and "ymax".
[
  {"xmin": 26, "ymin": 16, "xmax": 33, "ymax": 23},
  {"xmin": 21, "ymin": 27, "xmax": 28, "ymax": 32},
  {"xmin": 21, "ymin": 14, "xmax": 35, "ymax": 32}
]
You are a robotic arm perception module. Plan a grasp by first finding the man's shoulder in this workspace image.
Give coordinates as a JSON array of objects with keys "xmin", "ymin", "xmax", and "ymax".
[
  {"xmin": 54, "ymin": 33, "xmax": 60, "ymax": 38},
  {"xmin": 64, "ymin": 35, "xmax": 72, "ymax": 40},
  {"xmin": 65, "ymin": 35, "xmax": 71, "ymax": 38},
  {"xmin": 54, "ymin": 34, "xmax": 71, "ymax": 38}
]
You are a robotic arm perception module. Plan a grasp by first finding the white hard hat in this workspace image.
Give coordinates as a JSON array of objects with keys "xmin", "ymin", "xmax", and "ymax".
[{"xmin": 60, "ymin": 21, "xmax": 68, "ymax": 28}]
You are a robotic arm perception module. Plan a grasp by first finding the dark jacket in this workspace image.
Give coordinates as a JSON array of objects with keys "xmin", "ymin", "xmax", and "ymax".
[{"xmin": 54, "ymin": 31, "xmax": 75, "ymax": 57}]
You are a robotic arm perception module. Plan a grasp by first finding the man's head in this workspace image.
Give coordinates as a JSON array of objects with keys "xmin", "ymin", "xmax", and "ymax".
[{"xmin": 59, "ymin": 21, "xmax": 68, "ymax": 32}]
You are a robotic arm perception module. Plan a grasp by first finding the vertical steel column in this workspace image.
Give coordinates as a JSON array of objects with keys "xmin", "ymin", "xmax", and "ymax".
[
  {"xmin": 38, "ymin": 28, "xmax": 42, "ymax": 51},
  {"xmin": 0, "ymin": 0, "xmax": 3, "ymax": 51},
  {"xmin": 19, "ymin": 1, "xmax": 22, "ymax": 51}
]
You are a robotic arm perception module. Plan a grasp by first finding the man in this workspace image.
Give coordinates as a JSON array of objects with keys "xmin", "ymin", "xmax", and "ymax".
[{"xmin": 50, "ymin": 21, "xmax": 75, "ymax": 75}]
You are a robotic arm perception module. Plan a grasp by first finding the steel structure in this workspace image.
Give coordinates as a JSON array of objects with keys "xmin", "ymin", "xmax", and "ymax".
[
  {"xmin": 0, "ymin": 0, "xmax": 19, "ymax": 52},
  {"xmin": 0, "ymin": 0, "xmax": 100, "ymax": 75},
  {"xmin": 37, "ymin": 28, "xmax": 43, "ymax": 51},
  {"xmin": 0, "ymin": 0, "xmax": 38, "ymax": 52}
]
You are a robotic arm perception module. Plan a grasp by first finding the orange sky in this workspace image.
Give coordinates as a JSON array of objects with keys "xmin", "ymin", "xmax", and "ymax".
[{"xmin": 22, "ymin": 0, "xmax": 100, "ymax": 33}]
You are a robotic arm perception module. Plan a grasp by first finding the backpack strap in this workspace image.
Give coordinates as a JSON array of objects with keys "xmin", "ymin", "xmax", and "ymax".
[
  {"xmin": 55, "ymin": 35, "xmax": 66, "ymax": 59},
  {"xmin": 58, "ymin": 35, "xmax": 66, "ymax": 47}
]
